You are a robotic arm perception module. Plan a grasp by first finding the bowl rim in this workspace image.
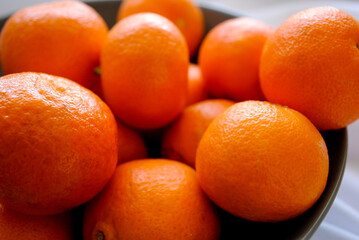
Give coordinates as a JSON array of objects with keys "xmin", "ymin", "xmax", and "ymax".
[{"xmin": 0, "ymin": 1, "xmax": 348, "ymax": 239}]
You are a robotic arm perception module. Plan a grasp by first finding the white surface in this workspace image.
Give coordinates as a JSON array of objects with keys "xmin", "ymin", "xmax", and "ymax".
[
  {"xmin": 0, "ymin": 0, "xmax": 358, "ymax": 239},
  {"xmin": 312, "ymin": 171, "xmax": 359, "ymax": 240}
]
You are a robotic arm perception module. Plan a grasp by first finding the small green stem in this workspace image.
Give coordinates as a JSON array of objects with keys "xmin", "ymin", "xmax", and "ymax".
[
  {"xmin": 94, "ymin": 67, "xmax": 102, "ymax": 75},
  {"xmin": 97, "ymin": 231, "xmax": 105, "ymax": 240}
]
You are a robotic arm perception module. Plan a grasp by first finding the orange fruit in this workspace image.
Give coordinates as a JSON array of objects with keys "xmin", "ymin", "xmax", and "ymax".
[
  {"xmin": 0, "ymin": 1, "xmax": 108, "ymax": 88},
  {"xmin": 0, "ymin": 204, "xmax": 73, "ymax": 239},
  {"xmin": 260, "ymin": 6, "xmax": 359, "ymax": 130},
  {"xmin": 186, "ymin": 63, "xmax": 208, "ymax": 106},
  {"xmin": 199, "ymin": 17, "xmax": 274, "ymax": 101},
  {"xmin": 83, "ymin": 159, "xmax": 220, "ymax": 240},
  {"xmin": 117, "ymin": 0, "xmax": 204, "ymax": 57},
  {"xmin": 101, "ymin": 13, "xmax": 188, "ymax": 130},
  {"xmin": 0, "ymin": 72, "xmax": 118, "ymax": 216},
  {"xmin": 117, "ymin": 121, "xmax": 148, "ymax": 164},
  {"xmin": 162, "ymin": 99, "xmax": 234, "ymax": 168},
  {"xmin": 196, "ymin": 101, "xmax": 329, "ymax": 222}
]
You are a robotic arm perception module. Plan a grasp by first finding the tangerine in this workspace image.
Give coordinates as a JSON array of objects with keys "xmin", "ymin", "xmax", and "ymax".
[
  {"xmin": 196, "ymin": 101, "xmax": 329, "ymax": 222},
  {"xmin": 83, "ymin": 159, "xmax": 220, "ymax": 240},
  {"xmin": 117, "ymin": 0, "xmax": 204, "ymax": 57},
  {"xmin": 0, "ymin": 72, "xmax": 118, "ymax": 216},
  {"xmin": 101, "ymin": 13, "xmax": 188, "ymax": 130},
  {"xmin": 199, "ymin": 17, "xmax": 273, "ymax": 101},
  {"xmin": 186, "ymin": 64, "xmax": 208, "ymax": 106},
  {"xmin": 117, "ymin": 121, "xmax": 148, "ymax": 164},
  {"xmin": 260, "ymin": 6, "xmax": 359, "ymax": 130},
  {"xmin": 0, "ymin": 1, "xmax": 108, "ymax": 88},
  {"xmin": 162, "ymin": 99, "xmax": 234, "ymax": 168},
  {"xmin": 0, "ymin": 204, "xmax": 73, "ymax": 240}
]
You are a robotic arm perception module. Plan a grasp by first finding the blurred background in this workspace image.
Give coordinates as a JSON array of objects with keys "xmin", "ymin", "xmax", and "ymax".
[{"xmin": 0, "ymin": 0, "xmax": 358, "ymax": 238}]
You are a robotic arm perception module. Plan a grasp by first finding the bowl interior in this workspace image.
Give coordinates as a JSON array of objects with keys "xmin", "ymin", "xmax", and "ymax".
[{"xmin": 0, "ymin": 1, "xmax": 348, "ymax": 239}]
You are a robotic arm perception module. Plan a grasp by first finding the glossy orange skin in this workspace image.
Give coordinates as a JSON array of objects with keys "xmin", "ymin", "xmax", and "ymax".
[
  {"xmin": 199, "ymin": 17, "xmax": 273, "ymax": 101},
  {"xmin": 118, "ymin": 0, "xmax": 204, "ymax": 57},
  {"xmin": 0, "ymin": 72, "xmax": 118, "ymax": 216},
  {"xmin": 83, "ymin": 159, "xmax": 220, "ymax": 240},
  {"xmin": 0, "ymin": 1, "xmax": 108, "ymax": 88},
  {"xmin": 162, "ymin": 99, "xmax": 234, "ymax": 168},
  {"xmin": 0, "ymin": 204, "xmax": 73, "ymax": 240},
  {"xmin": 186, "ymin": 64, "xmax": 208, "ymax": 106},
  {"xmin": 196, "ymin": 101, "xmax": 329, "ymax": 222},
  {"xmin": 101, "ymin": 13, "xmax": 188, "ymax": 130},
  {"xmin": 260, "ymin": 7, "xmax": 359, "ymax": 130},
  {"xmin": 117, "ymin": 121, "xmax": 148, "ymax": 165}
]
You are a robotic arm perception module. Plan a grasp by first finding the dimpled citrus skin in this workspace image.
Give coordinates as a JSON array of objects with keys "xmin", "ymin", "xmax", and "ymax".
[
  {"xmin": 260, "ymin": 6, "xmax": 359, "ymax": 130},
  {"xmin": 117, "ymin": 0, "xmax": 204, "ymax": 57},
  {"xmin": 83, "ymin": 159, "xmax": 220, "ymax": 240},
  {"xmin": 0, "ymin": 72, "xmax": 118, "ymax": 216},
  {"xmin": 0, "ymin": 204, "xmax": 73, "ymax": 240},
  {"xmin": 196, "ymin": 101, "xmax": 329, "ymax": 222},
  {"xmin": 162, "ymin": 99, "xmax": 234, "ymax": 168},
  {"xmin": 0, "ymin": 1, "xmax": 108, "ymax": 88},
  {"xmin": 199, "ymin": 17, "xmax": 273, "ymax": 101},
  {"xmin": 101, "ymin": 13, "xmax": 188, "ymax": 130}
]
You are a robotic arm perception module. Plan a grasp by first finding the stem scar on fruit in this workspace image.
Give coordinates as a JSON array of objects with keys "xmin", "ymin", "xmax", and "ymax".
[
  {"xmin": 97, "ymin": 231, "xmax": 105, "ymax": 240},
  {"xmin": 94, "ymin": 67, "xmax": 102, "ymax": 75}
]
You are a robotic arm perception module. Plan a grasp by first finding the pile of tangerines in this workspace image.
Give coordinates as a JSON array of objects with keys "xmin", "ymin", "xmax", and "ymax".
[{"xmin": 0, "ymin": 0, "xmax": 358, "ymax": 239}]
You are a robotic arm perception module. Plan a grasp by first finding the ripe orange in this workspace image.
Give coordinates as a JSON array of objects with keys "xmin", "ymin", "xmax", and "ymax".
[
  {"xmin": 0, "ymin": 72, "xmax": 118, "ymax": 216},
  {"xmin": 196, "ymin": 101, "xmax": 329, "ymax": 222},
  {"xmin": 260, "ymin": 6, "xmax": 359, "ymax": 130},
  {"xmin": 199, "ymin": 17, "xmax": 273, "ymax": 101},
  {"xmin": 117, "ymin": 0, "xmax": 204, "ymax": 57},
  {"xmin": 101, "ymin": 13, "xmax": 188, "ymax": 130},
  {"xmin": 0, "ymin": 1, "xmax": 108, "ymax": 88},
  {"xmin": 186, "ymin": 63, "xmax": 208, "ymax": 106},
  {"xmin": 117, "ymin": 121, "xmax": 148, "ymax": 164},
  {"xmin": 0, "ymin": 204, "xmax": 73, "ymax": 239},
  {"xmin": 83, "ymin": 159, "xmax": 220, "ymax": 240},
  {"xmin": 162, "ymin": 99, "xmax": 234, "ymax": 168}
]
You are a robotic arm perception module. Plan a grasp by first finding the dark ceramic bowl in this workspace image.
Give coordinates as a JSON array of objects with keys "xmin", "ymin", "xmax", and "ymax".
[{"xmin": 0, "ymin": 1, "xmax": 348, "ymax": 239}]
